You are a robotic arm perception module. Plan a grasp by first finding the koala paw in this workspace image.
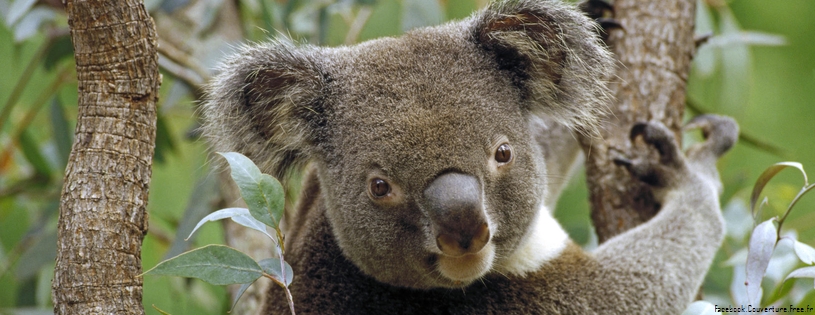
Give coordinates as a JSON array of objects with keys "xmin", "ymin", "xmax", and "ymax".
[
  {"xmin": 578, "ymin": 0, "xmax": 622, "ymax": 42},
  {"xmin": 613, "ymin": 115, "xmax": 738, "ymax": 189},
  {"xmin": 683, "ymin": 114, "xmax": 739, "ymax": 161},
  {"xmin": 612, "ymin": 121, "xmax": 683, "ymax": 187}
]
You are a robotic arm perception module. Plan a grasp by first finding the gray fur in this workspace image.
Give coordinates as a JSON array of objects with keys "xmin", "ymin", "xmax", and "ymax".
[{"xmin": 201, "ymin": 0, "xmax": 734, "ymax": 314}]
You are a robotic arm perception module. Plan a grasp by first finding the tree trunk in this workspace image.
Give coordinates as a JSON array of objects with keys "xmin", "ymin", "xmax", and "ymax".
[
  {"xmin": 581, "ymin": 0, "xmax": 696, "ymax": 243},
  {"xmin": 52, "ymin": 0, "xmax": 160, "ymax": 314}
]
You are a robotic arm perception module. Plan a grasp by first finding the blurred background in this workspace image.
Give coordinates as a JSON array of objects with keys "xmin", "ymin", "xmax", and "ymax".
[{"xmin": 1, "ymin": 0, "xmax": 813, "ymax": 313}]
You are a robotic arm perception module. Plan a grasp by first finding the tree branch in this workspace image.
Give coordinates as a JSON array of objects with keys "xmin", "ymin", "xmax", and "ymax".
[
  {"xmin": 52, "ymin": 0, "xmax": 160, "ymax": 313},
  {"xmin": 581, "ymin": 0, "xmax": 696, "ymax": 242}
]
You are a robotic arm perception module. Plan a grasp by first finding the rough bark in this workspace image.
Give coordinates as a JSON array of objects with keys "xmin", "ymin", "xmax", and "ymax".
[
  {"xmin": 52, "ymin": 1, "xmax": 160, "ymax": 314},
  {"xmin": 581, "ymin": 0, "xmax": 696, "ymax": 243}
]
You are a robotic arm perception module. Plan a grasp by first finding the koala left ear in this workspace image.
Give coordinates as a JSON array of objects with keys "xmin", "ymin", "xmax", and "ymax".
[
  {"xmin": 202, "ymin": 41, "xmax": 327, "ymax": 181},
  {"xmin": 473, "ymin": 0, "xmax": 614, "ymax": 137}
]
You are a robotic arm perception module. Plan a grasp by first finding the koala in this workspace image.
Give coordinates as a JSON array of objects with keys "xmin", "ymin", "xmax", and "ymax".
[{"xmin": 201, "ymin": 0, "xmax": 738, "ymax": 314}]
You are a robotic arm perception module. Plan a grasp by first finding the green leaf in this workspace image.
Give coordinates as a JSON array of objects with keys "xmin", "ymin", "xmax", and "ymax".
[
  {"xmin": 259, "ymin": 257, "xmax": 294, "ymax": 286},
  {"xmin": 693, "ymin": 0, "xmax": 715, "ymax": 77},
  {"xmin": 750, "ymin": 162, "xmax": 807, "ymax": 217},
  {"xmin": 784, "ymin": 266, "xmax": 815, "ymax": 288},
  {"xmin": 36, "ymin": 263, "xmax": 53, "ymax": 307},
  {"xmin": 218, "ymin": 152, "xmax": 285, "ymax": 229},
  {"xmin": 745, "ymin": 218, "xmax": 777, "ymax": 306},
  {"xmin": 258, "ymin": 0, "xmax": 276, "ymax": 33},
  {"xmin": 18, "ymin": 129, "xmax": 52, "ymax": 177},
  {"xmin": 153, "ymin": 112, "xmax": 177, "ymax": 164},
  {"xmin": 6, "ymin": 0, "xmax": 37, "ymax": 26},
  {"xmin": 401, "ymin": 0, "xmax": 443, "ymax": 32},
  {"xmin": 144, "ymin": 245, "xmax": 263, "ymax": 285},
  {"xmin": 187, "ymin": 207, "xmax": 275, "ymax": 242},
  {"xmin": 793, "ymin": 240, "xmax": 815, "ymax": 265},
  {"xmin": 12, "ymin": 7, "xmax": 56, "ymax": 42}
]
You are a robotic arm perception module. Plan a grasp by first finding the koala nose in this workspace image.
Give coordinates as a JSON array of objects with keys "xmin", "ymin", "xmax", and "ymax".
[{"xmin": 423, "ymin": 173, "xmax": 491, "ymax": 257}]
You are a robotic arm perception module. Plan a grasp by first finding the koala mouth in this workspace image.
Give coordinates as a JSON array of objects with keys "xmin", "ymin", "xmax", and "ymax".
[{"xmin": 434, "ymin": 242, "xmax": 496, "ymax": 286}]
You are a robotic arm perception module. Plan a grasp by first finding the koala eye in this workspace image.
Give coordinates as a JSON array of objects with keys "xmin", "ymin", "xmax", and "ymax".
[
  {"xmin": 495, "ymin": 143, "xmax": 513, "ymax": 164},
  {"xmin": 370, "ymin": 178, "xmax": 391, "ymax": 198}
]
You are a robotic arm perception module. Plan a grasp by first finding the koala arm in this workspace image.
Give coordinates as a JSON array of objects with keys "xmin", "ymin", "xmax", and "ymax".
[{"xmin": 585, "ymin": 115, "xmax": 737, "ymax": 313}]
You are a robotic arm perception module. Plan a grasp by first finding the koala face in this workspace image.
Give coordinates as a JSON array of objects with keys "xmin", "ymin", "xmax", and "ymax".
[
  {"xmin": 314, "ymin": 31, "xmax": 548, "ymax": 288},
  {"xmin": 204, "ymin": 0, "xmax": 613, "ymax": 290}
]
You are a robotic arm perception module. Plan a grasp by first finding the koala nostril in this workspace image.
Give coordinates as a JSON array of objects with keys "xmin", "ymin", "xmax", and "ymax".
[
  {"xmin": 436, "ymin": 222, "xmax": 491, "ymax": 257},
  {"xmin": 472, "ymin": 222, "xmax": 490, "ymax": 251},
  {"xmin": 424, "ymin": 172, "xmax": 491, "ymax": 256}
]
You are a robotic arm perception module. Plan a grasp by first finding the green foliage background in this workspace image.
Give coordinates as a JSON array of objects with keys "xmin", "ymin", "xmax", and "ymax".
[{"xmin": 0, "ymin": 0, "xmax": 814, "ymax": 313}]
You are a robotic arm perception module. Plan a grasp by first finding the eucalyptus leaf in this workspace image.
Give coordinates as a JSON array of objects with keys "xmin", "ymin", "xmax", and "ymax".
[
  {"xmin": 706, "ymin": 31, "xmax": 786, "ymax": 48},
  {"xmin": 750, "ymin": 162, "xmax": 806, "ymax": 216},
  {"xmin": 0, "ymin": 1, "xmax": 8, "ymax": 22},
  {"xmin": 784, "ymin": 266, "xmax": 815, "ymax": 288},
  {"xmin": 43, "ymin": 35, "xmax": 74, "ymax": 71},
  {"xmin": 145, "ymin": 245, "xmax": 262, "ymax": 285},
  {"xmin": 764, "ymin": 237, "xmax": 800, "ymax": 282},
  {"xmin": 401, "ymin": 0, "xmax": 443, "ymax": 32},
  {"xmin": 793, "ymin": 240, "xmax": 815, "ymax": 265},
  {"xmin": 730, "ymin": 264, "xmax": 748, "ymax": 306},
  {"xmin": 36, "ymin": 263, "xmax": 53, "ymax": 308},
  {"xmin": 717, "ymin": 7, "xmax": 750, "ymax": 113},
  {"xmin": 693, "ymin": 0, "xmax": 715, "ymax": 77},
  {"xmin": 5, "ymin": 0, "xmax": 36, "ymax": 26},
  {"xmin": 681, "ymin": 301, "xmax": 720, "ymax": 315},
  {"xmin": 12, "ymin": 7, "xmax": 55, "ymax": 42},
  {"xmin": 187, "ymin": 207, "xmax": 275, "ymax": 242},
  {"xmin": 745, "ymin": 218, "xmax": 777, "ymax": 305},
  {"xmin": 259, "ymin": 257, "xmax": 294, "ymax": 286},
  {"xmin": 218, "ymin": 152, "xmax": 285, "ymax": 229},
  {"xmin": 722, "ymin": 199, "xmax": 752, "ymax": 241},
  {"xmin": 18, "ymin": 129, "xmax": 52, "ymax": 177},
  {"xmin": 724, "ymin": 248, "xmax": 748, "ymax": 267},
  {"xmin": 154, "ymin": 112, "xmax": 177, "ymax": 164}
]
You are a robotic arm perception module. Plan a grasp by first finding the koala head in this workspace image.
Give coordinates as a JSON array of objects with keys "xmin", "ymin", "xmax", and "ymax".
[{"xmin": 203, "ymin": 0, "xmax": 613, "ymax": 289}]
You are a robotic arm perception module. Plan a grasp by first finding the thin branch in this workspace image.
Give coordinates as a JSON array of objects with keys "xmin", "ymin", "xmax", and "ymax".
[
  {"xmin": 157, "ymin": 38, "xmax": 211, "ymax": 84},
  {"xmin": 0, "ymin": 65, "xmax": 73, "ymax": 168},
  {"xmin": 344, "ymin": 6, "xmax": 373, "ymax": 45},
  {"xmin": 0, "ymin": 37, "xmax": 54, "ymax": 132},
  {"xmin": 158, "ymin": 54, "xmax": 205, "ymax": 91}
]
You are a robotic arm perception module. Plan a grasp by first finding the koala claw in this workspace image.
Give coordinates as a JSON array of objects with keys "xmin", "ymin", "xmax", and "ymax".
[
  {"xmin": 630, "ymin": 122, "xmax": 682, "ymax": 167},
  {"xmin": 596, "ymin": 18, "xmax": 622, "ymax": 33},
  {"xmin": 619, "ymin": 116, "xmax": 738, "ymax": 188},
  {"xmin": 611, "ymin": 154, "xmax": 633, "ymax": 168},
  {"xmin": 579, "ymin": 0, "xmax": 621, "ymax": 41},
  {"xmin": 579, "ymin": 0, "xmax": 613, "ymax": 20},
  {"xmin": 610, "ymin": 121, "xmax": 684, "ymax": 187}
]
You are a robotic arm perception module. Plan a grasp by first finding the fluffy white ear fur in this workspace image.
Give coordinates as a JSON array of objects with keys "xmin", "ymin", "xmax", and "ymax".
[{"xmin": 494, "ymin": 203, "xmax": 569, "ymax": 276}]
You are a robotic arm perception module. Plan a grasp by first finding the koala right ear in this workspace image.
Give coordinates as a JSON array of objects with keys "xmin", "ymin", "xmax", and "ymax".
[
  {"xmin": 473, "ymin": 0, "xmax": 614, "ymax": 138},
  {"xmin": 202, "ymin": 41, "xmax": 326, "ymax": 180}
]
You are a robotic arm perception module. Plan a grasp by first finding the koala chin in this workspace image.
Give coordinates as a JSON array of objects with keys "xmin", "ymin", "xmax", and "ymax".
[{"xmin": 202, "ymin": 0, "xmax": 738, "ymax": 313}]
